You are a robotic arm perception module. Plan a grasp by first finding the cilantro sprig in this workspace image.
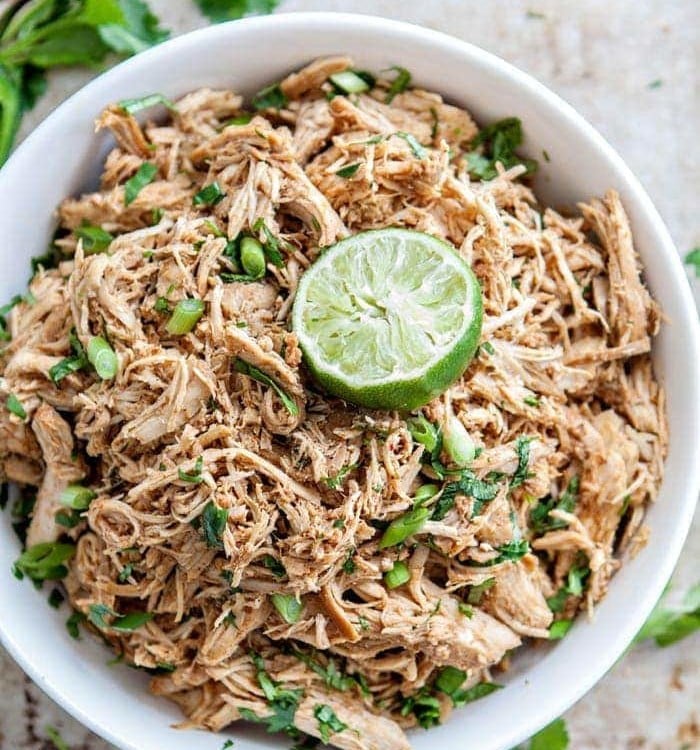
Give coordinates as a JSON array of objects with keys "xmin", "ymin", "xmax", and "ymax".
[{"xmin": 0, "ymin": 0, "xmax": 168, "ymax": 166}]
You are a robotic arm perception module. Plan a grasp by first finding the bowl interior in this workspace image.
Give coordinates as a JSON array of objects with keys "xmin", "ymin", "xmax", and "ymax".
[{"xmin": 0, "ymin": 13, "xmax": 698, "ymax": 750}]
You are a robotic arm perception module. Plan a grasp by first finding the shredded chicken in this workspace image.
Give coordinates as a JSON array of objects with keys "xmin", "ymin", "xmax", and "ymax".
[{"xmin": 0, "ymin": 58, "xmax": 666, "ymax": 749}]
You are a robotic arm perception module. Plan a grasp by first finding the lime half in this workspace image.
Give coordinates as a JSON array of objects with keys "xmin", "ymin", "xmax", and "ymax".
[{"xmin": 291, "ymin": 228, "xmax": 483, "ymax": 410}]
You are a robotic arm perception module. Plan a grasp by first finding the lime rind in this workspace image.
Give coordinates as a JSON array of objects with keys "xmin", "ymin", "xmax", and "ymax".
[{"xmin": 291, "ymin": 228, "xmax": 483, "ymax": 410}]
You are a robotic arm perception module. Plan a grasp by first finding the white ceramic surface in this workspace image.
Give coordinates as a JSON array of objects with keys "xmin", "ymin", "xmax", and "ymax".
[{"xmin": 0, "ymin": 12, "xmax": 698, "ymax": 750}]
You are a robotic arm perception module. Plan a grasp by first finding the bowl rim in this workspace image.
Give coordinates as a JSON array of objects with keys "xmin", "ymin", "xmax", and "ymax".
[{"xmin": 0, "ymin": 11, "xmax": 698, "ymax": 750}]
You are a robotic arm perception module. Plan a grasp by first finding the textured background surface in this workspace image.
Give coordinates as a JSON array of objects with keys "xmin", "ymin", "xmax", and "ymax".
[{"xmin": 1, "ymin": 0, "xmax": 698, "ymax": 748}]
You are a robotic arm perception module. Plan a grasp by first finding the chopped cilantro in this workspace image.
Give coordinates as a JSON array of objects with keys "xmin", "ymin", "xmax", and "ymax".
[
  {"xmin": 314, "ymin": 704, "xmax": 347, "ymax": 743},
  {"xmin": 432, "ymin": 470, "xmax": 499, "ymax": 521},
  {"xmin": 400, "ymin": 688, "xmax": 441, "ymax": 729},
  {"xmin": 200, "ymin": 501, "xmax": 228, "ymax": 549},
  {"xmin": 262, "ymin": 555, "xmax": 286, "ymax": 578},
  {"xmin": 323, "ymin": 464, "xmax": 356, "ymax": 490},
  {"xmin": 251, "ymin": 217, "xmax": 286, "ymax": 267},
  {"xmin": 195, "ymin": 0, "xmax": 278, "ymax": 23},
  {"xmin": 6, "ymin": 393, "xmax": 26, "ymax": 420},
  {"xmin": 549, "ymin": 619, "xmax": 573, "ymax": 640},
  {"xmin": 510, "ymin": 436, "xmax": 534, "ymax": 488},
  {"xmin": 74, "ymin": 221, "xmax": 114, "ymax": 254},
  {"xmin": 66, "ymin": 611, "xmax": 85, "ymax": 639},
  {"xmin": 193, "ymin": 181, "xmax": 226, "ymax": 207},
  {"xmin": 88, "ymin": 603, "xmax": 152, "ymax": 632},
  {"xmin": 48, "ymin": 588, "xmax": 64, "ymax": 609},
  {"xmin": 335, "ymin": 163, "xmax": 361, "ymax": 178},
  {"xmin": 49, "ymin": 329, "xmax": 89, "ymax": 384},
  {"xmin": 523, "ymin": 394, "xmax": 540, "ymax": 407},
  {"xmin": 466, "ymin": 117, "xmax": 537, "ymax": 181},
  {"xmin": 530, "ymin": 475, "xmax": 579, "ymax": 534},
  {"xmin": 252, "ymin": 83, "xmax": 288, "ymax": 111}
]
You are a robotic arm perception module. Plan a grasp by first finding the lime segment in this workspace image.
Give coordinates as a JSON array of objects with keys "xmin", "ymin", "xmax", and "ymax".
[{"xmin": 291, "ymin": 228, "xmax": 483, "ymax": 410}]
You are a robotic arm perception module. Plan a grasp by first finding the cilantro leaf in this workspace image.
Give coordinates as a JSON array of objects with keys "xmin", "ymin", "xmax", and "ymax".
[
  {"xmin": 466, "ymin": 117, "xmax": 537, "ymax": 181},
  {"xmin": 510, "ymin": 436, "xmax": 534, "ymax": 488},
  {"xmin": 195, "ymin": 0, "xmax": 279, "ymax": 23},
  {"xmin": 98, "ymin": 0, "xmax": 169, "ymax": 55},
  {"xmin": 313, "ymin": 704, "xmax": 347, "ymax": 743},
  {"xmin": 530, "ymin": 475, "xmax": 579, "ymax": 534},
  {"xmin": 252, "ymin": 82, "xmax": 287, "ymax": 111},
  {"xmin": 528, "ymin": 718, "xmax": 569, "ymax": 750},
  {"xmin": 635, "ymin": 582, "xmax": 700, "ymax": 647},
  {"xmin": 432, "ymin": 470, "xmax": 500, "ymax": 521},
  {"xmin": 88, "ymin": 603, "xmax": 153, "ymax": 631},
  {"xmin": 262, "ymin": 554, "xmax": 286, "ymax": 578},
  {"xmin": 200, "ymin": 500, "xmax": 228, "ymax": 549}
]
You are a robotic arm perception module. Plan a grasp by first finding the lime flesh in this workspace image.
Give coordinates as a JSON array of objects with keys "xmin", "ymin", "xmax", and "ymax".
[{"xmin": 291, "ymin": 228, "xmax": 483, "ymax": 410}]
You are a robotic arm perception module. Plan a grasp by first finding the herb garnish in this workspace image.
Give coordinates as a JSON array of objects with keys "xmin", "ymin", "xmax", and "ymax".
[
  {"xmin": 200, "ymin": 500, "xmax": 228, "ymax": 549},
  {"xmin": 530, "ymin": 475, "xmax": 579, "ymax": 534},
  {"xmin": 45, "ymin": 725, "xmax": 70, "ymax": 750},
  {"xmin": 549, "ymin": 619, "xmax": 573, "ymax": 640},
  {"xmin": 313, "ymin": 704, "xmax": 348, "ymax": 743},
  {"xmin": 335, "ymin": 163, "xmax": 361, "ymax": 178},
  {"xmin": 119, "ymin": 92, "xmax": 175, "ymax": 115},
  {"xmin": 88, "ymin": 603, "xmax": 153, "ymax": 631},
  {"xmin": 466, "ymin": 577, "xmax": 496, "ymax": 604},
  {"xmin": 435, "ymin": 666, "xmax": 501, "ymax": 706},
  {"xmin": 465, "ymin": 117, "xmax": 537, "ymax": 181},
  {"xmin": 49, "ymin": 329, "xmax": 89, "ymax": 384},
  {"xmin": 234, "ymin": 358, "xmax": 298, "ymax": 416},
  {"xmin": 262, "ymin": 554, "xmax": 286, "ymax": 578},
  {"xmin": 6, "ymin": 393, "xmax": 26, "ymax": 420},
  {"xmin": 193, "ymin": 181, "xmax": 226, "ymax": 207},
  {"xmin": 510, "ymin": 436, "xmax": 534, "ymax": 488},
  {"xmin": 385, "ymin": 65, "xmax": 411, "ymax": 103},
  {"xmin": 178, "ymin": 456, "xmax": 204, "ymax": 483},
  {"xmin": 515, "ymin": 718, "xmax": 570, "ymax": 750},
  {"xmin": 195, "ymin": 0, "xmax": 279, "ymax": 23},
  {"xmin": 124, "ymin": 162, "xmax": 157, "ymax": 205},
  {"xmin": 66, "ymin": 610, "xmax": 85, "ymax": 639},
  {"xmin": 396, "ymin": 131, "xmax": 427, "ymax": 159},
  {"xmin": 240, "ymin": 652, "xmax": 303, "ymax": 738},
  {"xmin": 400, "ymin": 688, "xmax": 442, "ymax": 729},
  {"xmin": 290, "ymin": 647, "xmax": 365, "ymax": 694},
  {"xmin": 251, "ymin": 217, "xmax": 286, "ymax": 267},
  {"xmin": 252, "ymin": 83, "xmax": 288, "ymax": 111},
  {"xmin": 546, "ymin": 559, "xmax": 589, "ymax": 613},
  {"xmin": 635, "ymin": 582, "xmax": 700, "ymax": 647},
  {"xmin": 13, "ymin": 542, "xmax": 75, "ymax": 583},
  {"xmin": 431, "ymin": 470, "xmax": 499, "ymax": 521},
  {"xmin": 685, "ymin": 247, "xmax": 700, "ymax": 277},
  {"xmin": 323, "ymin": 463, "xmax": 356, "ymax": 490},
  {"xmin": 271, "ymin": 593, "xmax": 303, "ymax": 624},
  {"xmin": 0, "ymin": 0, "xmax": 168, "ymax": 166},
  {"xmin": 74, "ymin": 221, "xmax": 114, "ymax": 254}
]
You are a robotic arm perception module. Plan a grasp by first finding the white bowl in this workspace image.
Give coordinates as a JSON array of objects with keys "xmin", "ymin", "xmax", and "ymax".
[{"xmin": 0, "ymin": 12, "xmax": 698, "ymax": 750}]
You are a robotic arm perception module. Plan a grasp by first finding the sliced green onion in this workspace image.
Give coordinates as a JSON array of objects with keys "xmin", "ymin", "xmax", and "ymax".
[
  {"xmin": 413, "ymin": 484, "xmax": 439, "ymax": 505},
  {"xmin": 74, "ymin": 221, "xmax": 114, "ymax": 254},
  {"xmin": 193, "ymin": 182, "xmax": 226, "ymax": 207},
  {"xmin": 178, "ymin": 456, "xmax": 203, "ymax": 483},
  {"xmin": 240, "ymin": 236, "xmax": 266, "ymax": 278},
  {"xmin": 59, "ymin": 484, "xmax": 96, "ymax": 510},
  {"xmin": 234, "ymin": 358, "xmax": 298, "ymax": 417},
  {"xmin": 271, "ymin": 593, "xmax": 303, "ymax": 624},
  {"xmin": 443, "ymin": 413, "xmax": 475, "ymax": 467},
  {"xmin": 385, "ymin": 66, "xmax": 411, "ymax": 103},
  {"xmin": 12, "ymin": 542, "xmax": 75, "ymax": 582},
  {"xmin": 124, "ymin": 162, "xmax": 157, "ymax": 205},
  {"xmin": 407, "ymin": 415, "xmax": 439, "ymax": 453},
  {"xmin": 119, "ymin": 93, "xmax": 176, "ymax": 115},
  {"xmin": 6, "ymin": 393, "xmax": 26, "ymax": 420},
  {"xmin": 329, "ymin": 70, "xmax": 370, "ymax": 94},
  {"xmin": 435, "ymin": 666, "xmax": 467, "ymax": 696},
  {"xmin": 87, "ymin": 336, "xmax": 118, "ymax": 380},
  {"xmin": 384, "ymin": 560, "xmax": 410, "ymax": 589},
  {"xmin": 166, "ymin": 298, "xmax": 205, "ymax": 335},
  {"xmin": 379, "ymin": 506, "xmax": 430, "ymax": 549},
  {"xmin": 396, "ymin": 131, "xmax": 427, "ymax": 159}
]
